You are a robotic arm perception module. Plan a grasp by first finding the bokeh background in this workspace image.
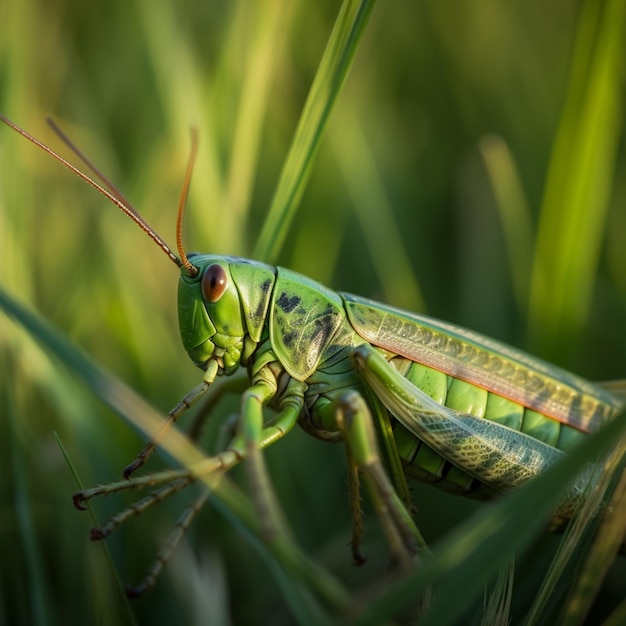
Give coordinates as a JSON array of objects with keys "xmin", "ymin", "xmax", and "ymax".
[{"xmin": 0, "ymin": 1, "xmax": 624, "ymax": 624}]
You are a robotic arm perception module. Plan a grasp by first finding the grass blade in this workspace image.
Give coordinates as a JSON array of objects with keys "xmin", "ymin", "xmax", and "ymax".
[
  {"xmin": 527, "ymin": 0, "xmax": 626, "ymax": 358},
  {"xmin": 6, "ymin": 380, "xmax": 50, "ymax": 626},
  {"xmin": 479, "ymin": 134, "xmax": 534, "ymax": 315},
  {"xmin": 254, "ymin": 0, "xmax": 377, "ymax": 263}
]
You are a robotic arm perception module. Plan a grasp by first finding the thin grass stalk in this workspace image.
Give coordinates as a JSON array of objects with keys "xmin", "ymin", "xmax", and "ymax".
[
  {"xmin": 523, "ymin": 449, "xmax": 621, "ymax": 625},
  {"xmin": 481, "ymin": 560, "xmax": 514, "ymax": 626},
  {"xmin": 560, "ymin": 449, "xmax": 626, "ymax": 626},
  {"xmin": 54, "ymin": 432, "xmax": 139, "ymax": 626}
]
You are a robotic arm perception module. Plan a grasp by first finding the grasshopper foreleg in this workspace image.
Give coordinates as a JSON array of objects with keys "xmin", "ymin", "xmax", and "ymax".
[
  {"xmin": 187, "ymin": 371, "xmax": 249, "ymax": 443},
  {"xmin": 237, "ymin": 374, "xmax": 303, "ymax": 541},
  {"xmin": 90, "ymin": 478, "xmax": 193, "ymax": 540},
  {"xmin": 76, "ymin": 373, "xmax": 305, "ymax": 597},
  {"xmin": 73, "ymin": 451, "xmax": 239, "ymax": 509},
  {"xmin": 123, "ymin": 381, "xmax": 211, "ymax": 478}
]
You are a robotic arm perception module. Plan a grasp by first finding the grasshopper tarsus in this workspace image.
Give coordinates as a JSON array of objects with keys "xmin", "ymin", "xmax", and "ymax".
[
  {"xmin": 352, "ymin": 550, "xmax": 367, "ymax": 567},
  {"xmin": 72, "ymin": 492, "xmax": 87, "ymax": 511},
  {"xmin": 123, "ymin": 457, "xmax": 145, "ymax": 480},
  {"xmin": 90, "ymin": 526, "xmax": 107, "ymax": 541},
  {"xmin": 123, "ymin": 439, "xmax": 160, "ymax": 479}
]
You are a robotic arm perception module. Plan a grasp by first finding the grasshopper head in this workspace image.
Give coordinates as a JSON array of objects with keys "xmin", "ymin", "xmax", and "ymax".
[
  {"xmin": 178, "ymin": 255, "xmax": 245, "ymax": 376},
  {"xmin": 177, "ymin": 255, "xmax": 275, "ymax": 378}
]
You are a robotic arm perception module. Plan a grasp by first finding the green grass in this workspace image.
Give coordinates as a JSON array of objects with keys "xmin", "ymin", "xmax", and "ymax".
[{"xmin": 1, "ymin": 1, "xmax": 625, "ymax": 624}]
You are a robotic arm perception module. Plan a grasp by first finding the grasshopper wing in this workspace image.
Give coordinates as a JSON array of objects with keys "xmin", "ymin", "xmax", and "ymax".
[{"xmin": 343, "ymin": 294, "xmax": 622, "ymax": 434}]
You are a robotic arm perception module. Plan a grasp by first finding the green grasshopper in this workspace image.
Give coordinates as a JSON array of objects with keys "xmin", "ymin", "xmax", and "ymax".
[{"xmin": 2, "ymin": 115, "xmax": 624, "ymax": 599}]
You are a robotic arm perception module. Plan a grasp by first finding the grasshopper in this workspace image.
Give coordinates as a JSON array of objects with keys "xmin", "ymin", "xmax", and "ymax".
[{"xmin": 1, "ymin": 115, "xmax": 624, "ymax": 600}]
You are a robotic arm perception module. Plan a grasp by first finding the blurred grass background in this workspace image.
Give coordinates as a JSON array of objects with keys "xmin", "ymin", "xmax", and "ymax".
[{"xmin": 0, "ymin": 0, "xmax": 624, "ymax": 624}]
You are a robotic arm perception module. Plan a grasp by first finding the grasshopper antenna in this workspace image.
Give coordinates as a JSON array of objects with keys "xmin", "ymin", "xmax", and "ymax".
[
  {"xmin": 176, "ymin": 128, "xmax": 199, "ymax": 277},
  {"xmin": 46, "ymin": 117, "xmax": 133, "ymax": 211},
  {"xmin": 47, "ymin": 117, "xmax": 199, "ymax": 277},
  {"xmin": 0, "ymin": 114, "xmax": 184, "ymax": 269}
]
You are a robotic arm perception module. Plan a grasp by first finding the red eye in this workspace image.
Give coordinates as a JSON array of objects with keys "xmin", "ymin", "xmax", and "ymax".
[{"xmin": 202, "ymin": 264, "xmax": 228, "ymax": 303}]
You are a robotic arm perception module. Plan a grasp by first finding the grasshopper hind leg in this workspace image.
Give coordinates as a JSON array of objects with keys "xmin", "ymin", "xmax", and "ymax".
[{"xmin": 333, "ymin": 390, "xmax": 428, "ymax": 571}]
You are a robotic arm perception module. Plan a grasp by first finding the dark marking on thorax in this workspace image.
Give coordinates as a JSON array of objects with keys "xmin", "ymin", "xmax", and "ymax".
[{"xmin": 277, "ymin": 292, "xmax": 301, "ymax": 313}]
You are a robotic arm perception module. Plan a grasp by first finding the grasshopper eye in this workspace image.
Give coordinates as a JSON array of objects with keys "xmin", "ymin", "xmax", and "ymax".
[{"xmin": 202, "ymin": 264, "xmax": 228, "ymax": 303}]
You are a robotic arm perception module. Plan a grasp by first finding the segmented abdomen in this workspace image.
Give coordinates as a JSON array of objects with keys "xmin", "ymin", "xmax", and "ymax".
[{"xmin": 389, "ymin": 356, "xmax": 586, "ymax": 498}]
